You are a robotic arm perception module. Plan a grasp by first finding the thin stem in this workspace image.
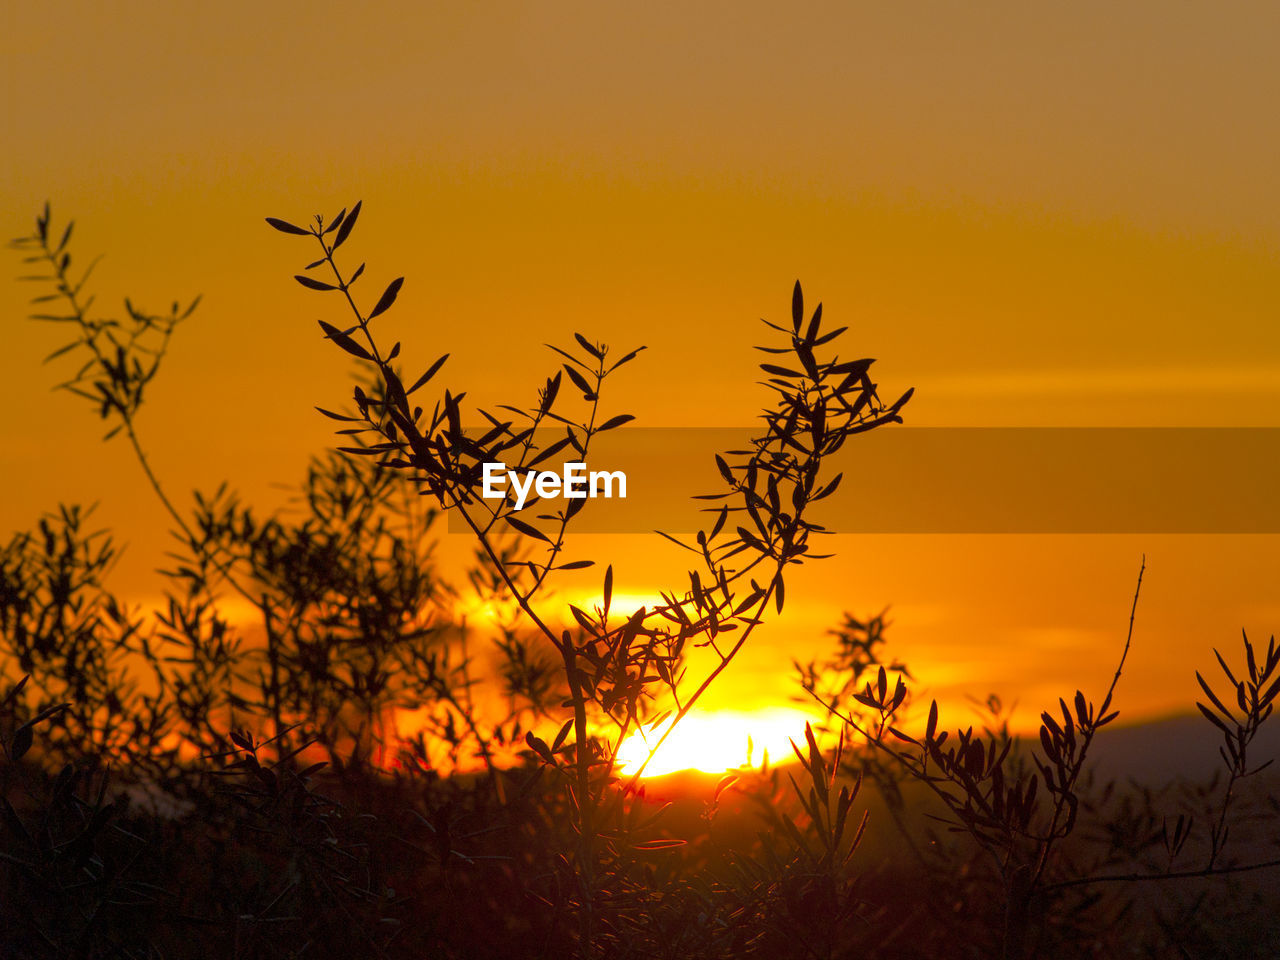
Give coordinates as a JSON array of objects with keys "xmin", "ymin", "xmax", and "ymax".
[
  {"xmin": 34, "ymin": 231, "xmax": 258, "ymax": 607},
  {"xmin": 1031, "ymin": 556, "xmax": 1145, "ymax": 889},
  {"xmin": 123, "ymin": 423, "xmax": 195, "ymax": 543},
  {"xmin": 1208, "ymin": 765, "xmax": 1241, "ymax": 870},
  {"xmin": 525, "ymin": 367, "xmax": 604, "ymax": 599},
  {"xmin": 1042, "ymin": 856, "xmax": 1280, "ymax": 891},
  {"xmin": 622, "ymin": 569, "xmax": 781, "ymax": 786},
  {"xmin": 805, "ymin": 687, "xmax": 1011, "ymax": 877}
]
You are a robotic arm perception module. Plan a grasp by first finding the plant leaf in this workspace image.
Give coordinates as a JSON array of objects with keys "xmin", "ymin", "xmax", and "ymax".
[
  {"xmin": 295, "ymin": 275, "xmax": 337, "ymax": 292},
  {"xmin": 597, "ymin": 414, "xmax": 634, "ymax": 432},
  {"xmin": 318, "ymin": 320, "xmax": 372, "ymax": 360},
  {"xmin": 408, "ymin": 354, "xmax": 449, "ymax": 394},
  {"xmin": 266, "ymin": 217, "xmax": 310, "ymax": 236},
  {"xmin": 334, "ymin": 200, "xmax": 361, "ymax": 249},
  {"xmin": 504, "ymin": 514, "xmax": 550, "ymax": 543},
  {"xmin": 369, "ymin": 277, "xmax": 404, "ymax": 319}
]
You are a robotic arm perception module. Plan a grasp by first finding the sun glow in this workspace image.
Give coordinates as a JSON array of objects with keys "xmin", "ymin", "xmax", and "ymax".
[{"xmin": 615, "ymin": 707, "xmax": 824, "ymax": 777}]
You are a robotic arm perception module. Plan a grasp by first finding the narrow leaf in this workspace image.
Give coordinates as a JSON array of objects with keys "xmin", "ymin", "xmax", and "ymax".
[
  {"xmin": 323, "ymin": 207, "xmax": 347, "ymax": 235},
  {"xmin": 369, "ymin": 277, "xmax": 404, "ymax": 319},
  {"xmin": 597, "ymin": 414, "xmax": 634, "ymax": 433},
  {"xmin": 574, "ymin": 333, "xmax": 602, "ymax": 359},
  {"xmin": 265, "ymin": 217, "xmax": 310, "ymax": 236},
  {"xmin": 295, "ymin": 275, "xmax": 337, "ymax": 292},
  {"xmin": 334, "ymin": 200, "xmax": 361, "ymax": 249},
  {"xmin": 504, "ymin": 514, "xmax": 551, "ymax": 543},
  {"xmin": 408, "ymin": 354, "xmax": 449, "ymax": 394}
]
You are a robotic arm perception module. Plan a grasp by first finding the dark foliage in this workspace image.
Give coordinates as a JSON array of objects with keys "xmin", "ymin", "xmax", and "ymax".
[{"xmin": 2, "ymin": 205, "xmax": 1277, "ymax": 959}]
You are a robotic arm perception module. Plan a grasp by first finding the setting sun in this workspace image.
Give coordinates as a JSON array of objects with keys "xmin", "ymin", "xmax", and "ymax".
[
  {"xmin": 7, "ymin": 3, "xmax": 1280, "ymax": 955},
  {"xmin": 615, "ymin": 706, "xmax": 825, "ymax": 777}
]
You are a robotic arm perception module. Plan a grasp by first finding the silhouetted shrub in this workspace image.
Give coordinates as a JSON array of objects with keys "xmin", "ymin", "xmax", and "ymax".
[{"xmin": 2, "ymin": 204, "xmax": 1277, "ymax": 959}]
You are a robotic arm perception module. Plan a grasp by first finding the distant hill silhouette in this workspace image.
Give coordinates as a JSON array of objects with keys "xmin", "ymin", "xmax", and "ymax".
[{"xmin": 1088, "ymin": 711, "xmax": 1280, "ymax": 785}]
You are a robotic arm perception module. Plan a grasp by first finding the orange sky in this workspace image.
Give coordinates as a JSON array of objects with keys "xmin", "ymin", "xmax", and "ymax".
[{"xmin": 3, "ymin": 2, "xmax": 1280, "ymax": 735}]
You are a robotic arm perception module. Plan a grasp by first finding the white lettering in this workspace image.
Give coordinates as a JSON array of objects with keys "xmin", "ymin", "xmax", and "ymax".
[
  {"xmin": 508, "ymin": 469, "xmax": 536, "ymax": 511},
  {"xmin": 480, "ymin": 462, "xmax": 628, "ymax": 509},
  {"xmin": 563, "ymin": 462, "xmax": 587, "ymax": 497},
  {"xmin": 535, "ymin": 471, "xmax": 561, "ymax": 499},
  {"xmin": 590, "ymin": 470, "xmax": 627, "ymax": 499},
  {"xmin": 482, "ymin": 462, "xmax": 506, "ymax": 499}
]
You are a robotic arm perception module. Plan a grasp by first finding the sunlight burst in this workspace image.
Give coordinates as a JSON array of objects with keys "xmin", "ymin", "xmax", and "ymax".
[{"xmin": 615, "ymin": 707, "xmax": 824, "ymax": 777}]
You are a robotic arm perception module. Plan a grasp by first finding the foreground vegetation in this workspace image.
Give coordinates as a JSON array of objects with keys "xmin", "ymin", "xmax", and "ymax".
[{"xmin": 2, "ymin": 205, "xmax": 1278, "ymax": 958}]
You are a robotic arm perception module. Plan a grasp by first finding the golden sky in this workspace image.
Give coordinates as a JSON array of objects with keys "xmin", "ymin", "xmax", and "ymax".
[{"xmin": 3, "ymin": 2, "xmax": 1280, "ymax": 732}]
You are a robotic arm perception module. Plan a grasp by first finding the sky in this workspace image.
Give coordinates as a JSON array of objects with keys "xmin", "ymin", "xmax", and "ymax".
[{"xmin": 3, "ymin": 2, "xmax": 1280, "ymax": 740}]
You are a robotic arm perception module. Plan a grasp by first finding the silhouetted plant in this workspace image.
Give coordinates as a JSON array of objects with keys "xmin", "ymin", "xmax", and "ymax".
[
  {"xmin": 802, "ymin": 562, "xmax": 1280, "ymax": 958},
  {"xmin": 12, "ymin": 205, "xmax": 197, "ymax": 521},
  {"xmin": 265, "ymin": 200, "xmax": 911, "ymax": 953},
  {"xmin": 5, "ymin": 202, "xmax": 1279, "ymax": 959}
]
